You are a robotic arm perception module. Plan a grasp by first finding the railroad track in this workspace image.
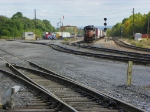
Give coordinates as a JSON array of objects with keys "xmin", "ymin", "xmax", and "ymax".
[
  {"xmin": 112, "ymin": 37, "xmax": 150, "ymax": 52},
  {"xmin": 21, "ymin": 41, "xmax": 150, "ymax": 65},
  {"xmin": 0, "ymin": 69, "xmax": 75, "ymax": 112},
  {"xmin": 51, "ymin": 44, "xmax": 150, "ymax": 65},
  {"xmin": 64, "ymin": 41, "xmax": 150, "ymax": 59},
  {"xmin": 0, "ymin": 47, "xmax": 146, "ymax": 111}
]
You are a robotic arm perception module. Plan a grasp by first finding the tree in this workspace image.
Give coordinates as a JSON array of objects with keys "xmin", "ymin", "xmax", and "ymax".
[
  {"xmin": 2, "ymin": 30, "xmax": 10, "ymax": 36},
  {"xmin": 107, "ymin": 12, "xmax": 150, "ymax": 38},
  {"xmin": 11, "ymin": 12, "xmax": 23, "ymax": 20},
  {"xmin": 0, "ymin": 12, "xmax": 56, "ymax": 39}
]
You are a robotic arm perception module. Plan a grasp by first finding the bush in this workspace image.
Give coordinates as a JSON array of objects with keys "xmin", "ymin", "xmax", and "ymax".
[
  {"xmin": 127, "ymin": 39, "xmax": 150, "ymax": 48},
  {"xmin": 63, "ymin": 37, "xmax": 77, "ymax": 42},
  {"xmin": 63, "ymin": 38, "xmax": 69, "ymax": 41},
  {"xmin": 0, "ymin": 36, "xmax": 9, "ymax": 39}
]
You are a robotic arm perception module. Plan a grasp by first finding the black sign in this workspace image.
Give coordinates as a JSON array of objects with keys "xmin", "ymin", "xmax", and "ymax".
[{"xmin": 104, "ymin": 18, "xmax": 107, "ymax": 21}]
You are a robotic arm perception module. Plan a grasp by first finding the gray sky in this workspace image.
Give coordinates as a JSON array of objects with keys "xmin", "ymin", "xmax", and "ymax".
[{"xmin": 0, "ymin": 0, "xmax": 149, "ymax": 28}]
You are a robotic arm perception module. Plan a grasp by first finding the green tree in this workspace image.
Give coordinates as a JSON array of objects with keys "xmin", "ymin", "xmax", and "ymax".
[
  {"xmin": 0, "ymin": 12, "xmax": 56, "ymax": 39},
  {"xmin": 2, "ymin": 30, "xmax": 10, "ymax": 36}
]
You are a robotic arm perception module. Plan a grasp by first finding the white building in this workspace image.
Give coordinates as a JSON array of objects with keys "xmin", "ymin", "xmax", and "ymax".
[
  {"xmin": 134, "ymin": 33, "xmax": 142, "ymax": 41},
  {"xmin": 22, "ymin": 32, "xmax": 36, "ymax": 40},
  {"xmin": 55, "ymin": 32, "xmax": 70, "ymax": 38}
]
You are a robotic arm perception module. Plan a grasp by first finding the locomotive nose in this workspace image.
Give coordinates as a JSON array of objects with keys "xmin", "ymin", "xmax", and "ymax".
[{"xmin": 86, "ymin": 30, "xmax": 93, "ymax": 37}]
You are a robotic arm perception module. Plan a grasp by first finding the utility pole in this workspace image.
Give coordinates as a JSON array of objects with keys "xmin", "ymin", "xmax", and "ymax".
[
  {"xmin": 120, "ymin": 25, "xmax": 123, "ymax": 38},
  {"xmin": 34, "ymin": 9, "xmax": 36, "ymax": 28},
  {"xmin": 60, "ymin": 18, "xmax": 61, "ymax": 27},
  {"xmin": 147, "ymin": 16, "xmax": 149, "ymax": 39},
  {"xmin": 60, "ymin": 18, "xmax": 61, "ymax": 32},
  {"xmin": 57, "ymin": 22, "xmax": 59, "ymax": 31},
  {"xmin": 133, "ymin": 8, "xmax": 134, "ymax": 38},
  {"xmin": 57, "ymin": 22, "xmax": 59, "ymax": 28}
]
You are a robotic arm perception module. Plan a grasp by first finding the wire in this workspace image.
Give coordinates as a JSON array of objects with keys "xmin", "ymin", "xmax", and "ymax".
[
  {"xmin": 37, "ymin": 9, "xmax": 131, "ymax": 18},
  {"xmin": 57, "ymin": 14, "xmax": 130, "ymax": 21},
  {"xmin": 67, "ymin": 9, "xmax": 131, "ymax": 17}
]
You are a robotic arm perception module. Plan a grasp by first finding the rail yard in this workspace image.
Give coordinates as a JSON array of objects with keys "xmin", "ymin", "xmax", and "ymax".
[{"xmin": 0, "ymin": 38, "xmax": 150, "ymax": 112}]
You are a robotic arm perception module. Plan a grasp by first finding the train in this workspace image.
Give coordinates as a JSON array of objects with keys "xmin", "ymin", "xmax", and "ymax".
[{"xmin": 83, "ymin": 25, "xmax": 106, "ymax": 42}]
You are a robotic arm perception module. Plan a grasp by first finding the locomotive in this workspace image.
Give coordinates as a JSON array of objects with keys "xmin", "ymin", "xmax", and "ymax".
[{"xmin": 83, "ymin": 25, "xmax": 106, "ymax": 43}]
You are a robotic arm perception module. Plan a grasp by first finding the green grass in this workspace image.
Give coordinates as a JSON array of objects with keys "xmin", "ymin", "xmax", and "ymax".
[
  {"xmin": 0, "ymin": 36, "xmax": 21, "ymax": 40},
  {"xmin": 126, "ymin": 38, "xmax": 150, "ymax": 48},
  {"xmin": 63, "ymin": 38, "xmax": 76, "ymax": 42}
]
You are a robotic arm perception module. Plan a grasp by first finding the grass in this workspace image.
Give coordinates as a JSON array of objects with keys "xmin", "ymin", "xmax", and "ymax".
[
  {"xmin": 0, "ymin": 36, "xmax": 21, "ymax": 40},
  {"xmin": 63, "ymin": 37, "xmax": 77, "ymax": 42},
  {"xmin": 125, "ymin": 38, "xmax": 150, "ymax": 48}
]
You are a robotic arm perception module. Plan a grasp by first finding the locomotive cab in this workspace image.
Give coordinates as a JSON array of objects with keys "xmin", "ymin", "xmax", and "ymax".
[{"xmin": 84, "ymin": 26, "xmax": 96, "ymax": 42}]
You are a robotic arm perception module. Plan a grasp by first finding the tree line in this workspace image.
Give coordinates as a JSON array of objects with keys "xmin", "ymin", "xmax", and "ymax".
[
  {"xmin": 0, "ymin": 12, "xmax": 55, "ymax": 39},
  {"xmin": 107, "ymin": 12, "xmax": 150, "ymax": 38}
]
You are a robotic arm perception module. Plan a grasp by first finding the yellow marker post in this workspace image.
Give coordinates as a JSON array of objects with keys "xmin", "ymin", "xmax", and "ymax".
[
  {"xmin": 0, "ymin": 103, "xmax": 2, "ymax": 109},
  {"xmin": 0, "ymin": 94, "xmax": 2, "ymax": 109},
  {"xmin": 127, "ymin": 61, "xmax": 133, "ymax": 86}
]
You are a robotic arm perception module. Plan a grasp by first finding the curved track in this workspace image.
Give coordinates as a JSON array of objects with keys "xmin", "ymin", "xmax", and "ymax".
[
  {"xmin": 64, "ymin": 42, "xmax": 150, "ymax": 58},
  {"xmin": 51, "ymin": 44, "xmax": 150, "ymax": 65},
  {"xmin": 112, "ymin": 37, "xmax": 150, "ymax": 52},
  {"xmin": 22, "ymin": 41, "xmax": 150, "ymax": 65},
  {"xmin": 0, "ymin": 45, "xmax": 146, "ymax": 112}
]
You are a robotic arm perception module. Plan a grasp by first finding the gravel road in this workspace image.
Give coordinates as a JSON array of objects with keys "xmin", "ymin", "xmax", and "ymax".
[{"xmin": 0, "ymin": 39, "xmax": 150, "ymax": 111}]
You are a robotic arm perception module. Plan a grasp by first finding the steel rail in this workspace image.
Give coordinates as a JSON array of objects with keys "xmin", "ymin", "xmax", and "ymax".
[
  {"xmin": 4, "ymin": 62, "xmax": 120, "ymax": 111},
  {"xmin": 112, "ymin": 37, "xmax": 150, "ymax": 52},
  {"xmin": 0, "ymin": 42, "xmax": 146, "ymax": 111},
  {"xmin": 65, "ymin": 42, "xmax": 150, "ymax": 59},
  {"xmin": 0, "ymin": 68, "xmax": 77, "ymax": 112},
  {"xmin": 49, "ymin": 44, "xmax": 150, "ymax": 65},
  {"xmin": 21, "ymin": 42, "xmax": 150, "ymax": 65},
  {"xmin": 11, "ymin": 64, "xmax": 145, "ymax": 112}
]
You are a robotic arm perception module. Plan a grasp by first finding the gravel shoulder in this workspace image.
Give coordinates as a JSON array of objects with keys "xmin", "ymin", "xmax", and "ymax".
[{"xmin": 0, "ymin": 39, "xmax": 150, "ymax": 111}]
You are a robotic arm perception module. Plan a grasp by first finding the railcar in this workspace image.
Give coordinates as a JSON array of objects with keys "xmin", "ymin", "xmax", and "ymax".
[{"xmin": 84, "ymin": 25, "xmax": 105, "ymax": 43}]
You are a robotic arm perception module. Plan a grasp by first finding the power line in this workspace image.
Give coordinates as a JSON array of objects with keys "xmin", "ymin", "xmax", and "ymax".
[
  {"xmin": 36, "ymin": 9, "xmax": 131, "ymax": 18},
  {"xmin": 63, "ymin": 9, "xmax": 131, "ymax": 17},
  {"xmin": 60, "ymin": 14, "xmax": 131, "ymax": 21}
]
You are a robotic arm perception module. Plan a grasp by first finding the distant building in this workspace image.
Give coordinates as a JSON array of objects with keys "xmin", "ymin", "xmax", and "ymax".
[
  {"xmin": 134, "ymin": 33, "xmax": 142, "ymax": 41},
  {"xmin": 22, "ymin": 32, "xmax": 36, "ymax": 40},
  {"xmin": 142, "ymin": 34, "xmax": 150, "ymax": 38},
  {"xmin": 134, "ymin": 33, "xmax": 150, "ymax": 40}
]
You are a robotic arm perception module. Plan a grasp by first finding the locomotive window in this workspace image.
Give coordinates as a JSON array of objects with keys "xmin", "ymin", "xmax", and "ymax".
[{"xmin": 85, "ymin": 28, "xmax": 93, "ymax": 30}]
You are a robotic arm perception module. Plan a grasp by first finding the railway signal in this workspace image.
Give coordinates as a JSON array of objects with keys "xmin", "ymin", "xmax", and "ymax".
[
  {"xmin": 120, "ymin": 26, "xmax": 123, "ymax": 38},
  {"xmin": 104, "ymin": 28, "xmax": 107, "ymax": 31},
  {"xmin": 104, "ymin": 18, "xmax": 107, "ymax": 32}
]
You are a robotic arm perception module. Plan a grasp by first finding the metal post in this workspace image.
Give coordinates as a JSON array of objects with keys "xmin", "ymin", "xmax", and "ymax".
[
  {"xmin": 121, "ymin": 31, "xmax": 122, "ymax": 38},
  {"xmin": 34, "ymin": 9, "xmax": 36, "ymax": 28},
  {"xmin": 0, "ymin": 94, "xmax": 2, "ymax": 109},
  {"xmin": 127, "ymin": 61, "xmax": 133, "ymax": 86},
  {"xmin": 147, "ymin": 17, "xmax": 149, "ymax": 40},
  {"xmin": 60, "ymin": 18, "xmax": 61, "ymax": 28},
  {"xmin": 120, "ymin": 25, "xmax": 122, "ymax": 38},
  {"xmin": 133, "ymin": 8, "xmax": 134, "ymax": 38}
]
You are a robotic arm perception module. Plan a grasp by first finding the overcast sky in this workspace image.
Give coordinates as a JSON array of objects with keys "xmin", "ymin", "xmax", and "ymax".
[{"xmin": 0, "ymin": 0, "xmax": 149, "ymax": 28}]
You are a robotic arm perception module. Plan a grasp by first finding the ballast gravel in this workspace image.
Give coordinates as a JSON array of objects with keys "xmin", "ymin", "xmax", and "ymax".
[{"xmin": 0, "ymin": 39, "xmax": 149, "ymax": 111}]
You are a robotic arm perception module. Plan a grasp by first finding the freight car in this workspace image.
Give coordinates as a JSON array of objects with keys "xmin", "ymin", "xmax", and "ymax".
[{"xmin": 84, "ymin": 25, "xmax": 106, "ymax": 42}]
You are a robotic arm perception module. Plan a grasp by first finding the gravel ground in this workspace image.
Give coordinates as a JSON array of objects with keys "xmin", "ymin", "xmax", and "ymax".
[
  {"xmin": 0, "ymin": 39, "xmax": 150, "ymax": 111},
  {"xmin": 0, "ymin": 72, "xmax": 34, "ymax": 107}
]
